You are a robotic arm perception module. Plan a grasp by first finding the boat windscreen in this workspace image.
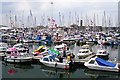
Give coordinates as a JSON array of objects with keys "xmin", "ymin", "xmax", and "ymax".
[
  {"xmin": 43, "ymin": 58, "xmax": 49, "ymax": 61},
  {"xmin": 96, "ymin": 57, "xmax": 116, "ymax": 67}
]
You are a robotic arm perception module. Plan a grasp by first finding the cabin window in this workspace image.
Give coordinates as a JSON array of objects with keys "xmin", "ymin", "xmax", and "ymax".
[
  {"xmin": 43, "ymin": 58, "xmax": 49, "ymax": 62},
  {"xmin": 89, "ymin": 60, "xmax": 95, "ymax": 64},
  {"xmin": 6, "ymin": 51, "xmax": 11, "ymax": 54}
]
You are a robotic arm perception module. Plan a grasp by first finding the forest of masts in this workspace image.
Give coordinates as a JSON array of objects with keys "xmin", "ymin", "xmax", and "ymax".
[{"xmin": 4, "ymin": 10, "xmax": 119, "ymax": 29}]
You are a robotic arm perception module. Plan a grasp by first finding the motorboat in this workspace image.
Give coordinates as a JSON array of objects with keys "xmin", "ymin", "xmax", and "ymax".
[
  {"xmin": 54, "ymin": 43, "xmax": 71, "ymax": 55},
  {"xmin": 0, "ymin": 42, "xmax": 8, "ymax": 57},
  {"xmin": 77, "ymin": 44, "xmax": 93, "ymax": 59},
  {"xmin": 13, "ymin": 43, "xmax": 29, "ymax": 52},
  {"xmin": 62, "ymin": 35, "xmax": 76, "ymax": 45},
  {"xmin": 4, "ymin": 48, "xmax": 32, "ymax": 63},
  {"xmin": 96, "ymin": 48, "xmax": 109, "ymax": 59},
  {"xmin": 40, "ymin": 55, "xmax": 69, "ymax": 69},
  {"xmin": 84, "ymin": 57, "xmax": 119, "ymax": 72}
]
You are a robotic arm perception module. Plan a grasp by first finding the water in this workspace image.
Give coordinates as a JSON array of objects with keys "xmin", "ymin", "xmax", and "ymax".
[{"xmin": 2, "ymin": 43, "xmax": 120, "ymax": 79}]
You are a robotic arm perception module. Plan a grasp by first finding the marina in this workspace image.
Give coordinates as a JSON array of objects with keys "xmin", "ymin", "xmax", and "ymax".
[
  {"xmin": 1, "ymin": 42, "xmax": 120, "ymax": 79},
  {"xmin": 1, "ymin": 0, "xmax": 120, "ymax": 79}
]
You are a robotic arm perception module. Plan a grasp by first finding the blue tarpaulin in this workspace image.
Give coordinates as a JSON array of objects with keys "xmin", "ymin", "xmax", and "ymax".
[
  {"xmin": 35, "ymin": 36, "xmax": 41, "ymax": 40},
  {"xmin": 96, "ymin": 57, "xmax": 116, "ymax": 67}
]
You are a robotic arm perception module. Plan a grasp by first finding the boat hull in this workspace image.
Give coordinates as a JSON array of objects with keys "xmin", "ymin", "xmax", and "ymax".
[
  {"xmin": 84, "ymin": 57, "xmax": 119, "ymax": 72},
  {"xmin": 85, "ymin": 63, "xmax": 119, "ymax": 72},
  {"xmin": 77, "ymin": 52, "xmax": 93, "ymax": 59},
  {"xmin": 4, "ymin": 57, "xmax": 32, "ymax": 63},
  {"xmin": 40, "ymin": 60, "xmax": 69, "ymax": 69}
]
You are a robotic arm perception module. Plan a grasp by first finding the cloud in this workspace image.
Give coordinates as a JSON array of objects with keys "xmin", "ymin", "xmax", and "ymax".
[{"xmin": 1, "ymin": 1, "xmax": 118, "ymax": 26}]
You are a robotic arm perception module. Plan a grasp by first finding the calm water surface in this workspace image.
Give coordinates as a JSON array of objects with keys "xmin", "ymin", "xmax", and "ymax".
[{"xmin": 2, "ymin": 43, "xmax": 120, "ymax": 79}]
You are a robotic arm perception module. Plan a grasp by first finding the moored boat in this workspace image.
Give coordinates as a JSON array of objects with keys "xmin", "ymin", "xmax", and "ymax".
[
  {"xmin": 4, "ymin": 48, "xmax": 32, "ymax": 63},
  {"xmin": 40, "ymin": 55, "xmax": 70, "ymax": 69},
  {"xmin": 0, "ymin": 42, "xmax": 8, "ymax": 57},
  {"xmin": 13, "ymin": 43, "xmax": 29, "ymax": 52},
  {"xmin": 96, "ymin": 48, "xmax": 109, "ymax": 59},
  {"xmin": 84, "ymin": 57, "xmax": 119, "ymax": 72},
  {"xmin": 77, "ymin": 44, "xmax": 93, "ymax": 59}
]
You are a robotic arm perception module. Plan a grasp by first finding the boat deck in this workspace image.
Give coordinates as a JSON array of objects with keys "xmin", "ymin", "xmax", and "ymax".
[{"xmin": 74, "ymin": 54, "xmax": 96, "ymax": 63}]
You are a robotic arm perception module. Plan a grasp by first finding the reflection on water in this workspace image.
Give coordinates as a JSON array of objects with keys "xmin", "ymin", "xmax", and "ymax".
[
  {"xmin": 2, "ymin": 62, "xmax": 34, "ymax": 78},
  {"xmin": 84, "ymin": 68, "xmax": 120, "ymax": 79},
  {"xmin": 2, "ymin": 43, "xmax": 120, "ymax": 78},
  {"xmin": 40, "ymin": 64, "xmax": 76, "ymax": 78}
]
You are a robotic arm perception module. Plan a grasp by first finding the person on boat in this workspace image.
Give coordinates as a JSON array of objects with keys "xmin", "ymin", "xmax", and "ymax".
[
  {"xmin": 70, "ymin": 53, "xmax": 75, "ymax": 62},
  {"xmin": 58, "ymin": 55, "xmax": 63, "ymax": 63},
  {"xmin": 69, "ymin": 58, "xmax": 73, "ymax": 69},
  {"xmin": 70, "ymin": 53, "xmax": 75, "ymax": 59},
  {"xmin": 66, "ymin": 54, "xmax": 71, "ymax": 63},
  {"xmin": 62, "ymin": 47, "xmax": 67, "ymax": 58}
]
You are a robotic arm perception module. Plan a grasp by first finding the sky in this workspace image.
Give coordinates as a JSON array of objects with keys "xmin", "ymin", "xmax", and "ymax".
[{"xmin": 0, "ymin": 0, "xmax": 119, "ymax": 27}]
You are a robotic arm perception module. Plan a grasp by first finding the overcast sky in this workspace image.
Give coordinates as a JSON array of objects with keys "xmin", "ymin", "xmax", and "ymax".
[{"xmin": 1, "ymin": 0, "xmax": 119, "ymax": 27}]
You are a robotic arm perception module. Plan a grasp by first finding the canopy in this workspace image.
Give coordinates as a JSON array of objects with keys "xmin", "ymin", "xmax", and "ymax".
[
  {"xmin": 48, "ymin": 48, "xmax": 59, "ymax": 56},
  {"xmin": 96, "ymin": 57, "xmax": 116, "ymax": 67},
  {"xmin": 7, "ymin": 48, "xmax": 16, "ymax": 52},
  {"xmin": 35, "ymin": 35, "xmax": 41, "ymax": 40},
  {"xmin": 34, "ymin": 45, "xmax": 44, "ymax": 52}
]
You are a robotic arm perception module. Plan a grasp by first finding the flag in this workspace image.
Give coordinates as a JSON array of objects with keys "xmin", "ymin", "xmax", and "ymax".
[
  {"xmin": 48, "ymin": 18, "xmax": 50, "ymax": 21},
  {"xmin": 48, "ymin": 48, "xmax": 59, "ymax": 56},
  {"xmin": 52, "ymin": 19, "xmax": 55, "ymax": 22}
]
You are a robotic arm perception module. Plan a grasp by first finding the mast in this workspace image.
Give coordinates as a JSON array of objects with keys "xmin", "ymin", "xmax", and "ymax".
[
  {"xmin": 6, "ymin": 14, "xmax": 8, "ymax": 26},
  {"xmin": 50, "ymin": 1, "xmax": 53, "ymax": 29},
  {"xmin": 75, "ymin": 11, "xmax": 77, "ymax": 24},
  {"xmin": 68, "ymin": 11, "xmax": 71, "ymax": 27},
  {"xmin": 59, "ymin": 12, "xmax": 62, "ymax": 27},
  {"xmin": 22, "ymin": 11, "xmax": 24, "ymax": 29},
  {"xmin": 93, "ymin": 13, "xmax": 96, "ymax": 31},
  {"xmin": 34, "ymin": 16, "xmax": 37, "ymax": 27},
  {"xmin": 27, "ymin": 16, "xmax": 30, "ymax": 28},
  {"xmin": 104, "ymin": 11, "xmax": 106, "ymax": 27},
  {"xmin": 62, "ymin": 14, "xmax": 64, "ymax": 27},
  {"xmin": 9, "ymin": 10, "xmax": 13, "ymax": 28},
  {"xmin": 14, "ymin": 15, "xmax": 17, "ymax": 29},
  {"xmin": 30, "ymin": 10, "xmax": 33, "ymax": 28}
]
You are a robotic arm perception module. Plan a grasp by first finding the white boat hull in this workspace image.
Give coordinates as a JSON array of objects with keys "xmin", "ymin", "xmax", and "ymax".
[
  {"xmin": 40, "ymin": 60, "xmax": 69, "ymax": 69},
  {"xmin": 84, "ymin": 57, "xmax": 119, "ymax": 72},
  {"xmin": 4, "ymin": 57, "xmax": 32, "ymax": 63},
  {"xmin": 84, "ymin": 63, "xmax": 119, "ymax": 72},
  {"xmin": 77, "ymin": 52, "xmax": 93, "ymax": 58}
]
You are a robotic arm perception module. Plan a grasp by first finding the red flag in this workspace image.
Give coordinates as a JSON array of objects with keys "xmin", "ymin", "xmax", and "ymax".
[
  {"xmin": 48, "ymin": 18, "xmax": 50, "ymax": 21},
  {"xmin": 52, "ymin": 19, "xmax": 55, "ymax": 22}
]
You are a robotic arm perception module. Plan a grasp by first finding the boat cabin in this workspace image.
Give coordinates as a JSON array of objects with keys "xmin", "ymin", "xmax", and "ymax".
[
  {"xmin": 6, "ymin": 48, "xmax": 19, "ymax": 58},
  {"xmin": 97, "ymin": 49, "xmax": 107, "ymax": 54}
]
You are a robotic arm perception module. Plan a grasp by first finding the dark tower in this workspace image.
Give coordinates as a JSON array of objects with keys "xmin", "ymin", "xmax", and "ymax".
[{"xmin": 80, "ymin": 20, "xmax": 83, "ymax": 27}]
